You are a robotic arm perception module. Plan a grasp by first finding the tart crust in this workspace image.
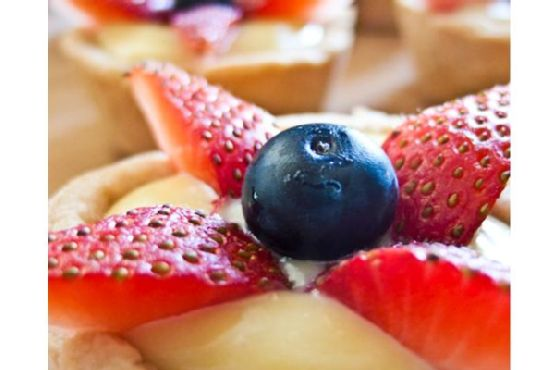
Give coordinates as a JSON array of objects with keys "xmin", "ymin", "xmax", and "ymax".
[
  {"xmin": 50, "ymin": 330, "xmax": 154, "ymax": 370},
  {"xmin": 394, "ymin": 0, "xmax": 510, "ymax": 103},
  {"xmin": 49, "ymin": 151, "xmax": 173, "ymax": 231},
  {"xmin": 58, "ymin": 11, "xmax": 354, "ymax": 156},
  {"xmin": 357, "ymin": 0, "xmax": 397, "ymax": 31}
]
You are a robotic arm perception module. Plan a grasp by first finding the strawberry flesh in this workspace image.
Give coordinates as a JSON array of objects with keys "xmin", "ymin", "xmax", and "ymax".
[
  {"xmin": 317, "ymin": 243, "xmax": 510, "ymax": 370},
  {"xmin": 48, "ymin": 205, "xmax": 290, "ymax": 332},
  {"xmin": 243, "ymin": 0, "xmax": 344, "ymax": 22},
  {"xmin": 129, "ymin": 62, "xmax": 277, "ymax": 198},
  {"xmin": 66, "ymin": 0, "xmax": 174, "ymax": 23},
  {"xmin": 65, "ymin": 0, "xmax": 346, "ymax": 24},
  {"xmin": 382, "ymin": 86, "xmax": 511, "ymax": 245},
  {"xmin": 171, "ymin": 4, "xmax": 242, "ymax": 54},
  {"xmin": 425, "ymin": 0, "xmax": 492, "ymax": 13},
  {"xmin": 425, "ymin": 0, "xmax": 486, "ymax": 12}
]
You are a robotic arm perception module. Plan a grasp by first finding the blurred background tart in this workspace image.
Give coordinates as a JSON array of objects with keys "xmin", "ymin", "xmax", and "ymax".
[
  {"xmin": 51, "ymin": 0, "xmax": 355, "ymax": 156},
  {"xmin": 48, "ymin": 1, "xmax": 418, "ymax": 194},
  {"xmin": 394, "ymin": 0, "xmax": 510, "ymax": 103},
  {"xmin": 48, "ymin": 0, "xmax": 511, "ymax": 205}
]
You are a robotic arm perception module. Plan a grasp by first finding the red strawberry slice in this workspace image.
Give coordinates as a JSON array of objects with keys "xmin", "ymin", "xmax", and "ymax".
[
  {"xmin": 425, "ymin": 0, "xmax": 465, "ymax": 12},
  {"xmin": 129, "ymin": 62, "xmax": 278, "ymax": 198},
  {"xmin": 48, "ymin": 205, "xmax": 290, "ymax": 332},
  {"xmin": 382, "ymin": 85, "xmax": 511, "ymax": 245},
  {"xmin": 317, "ymin": 244, "xmax": 510, "ymax": 370},
  {"xmin": 241, "ymin": 0, "xmax": 347, "ymax": 22},
  {"xmin": 425, "ymin": 0, "xmax": 488, "ymax": 13},
  {"xmin": 63, "ymin": 0, "xmax": 173, "ymax": 23},
  {"xmin": 171, "ymin": 4, "xmax": 242, "ymax": 54}
]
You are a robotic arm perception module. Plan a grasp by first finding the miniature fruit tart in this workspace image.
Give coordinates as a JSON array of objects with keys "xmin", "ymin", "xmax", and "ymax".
[
  {"xmin": 53, "ymin": 0, "xmax": 355, "ymax": 155},
  {"xmin": 394, "ymin": 0, "xmax": 510, "ymax": 103},
  {"xmin": 49, "ymin": 62, "xmax": 510, "ymax": 370}
]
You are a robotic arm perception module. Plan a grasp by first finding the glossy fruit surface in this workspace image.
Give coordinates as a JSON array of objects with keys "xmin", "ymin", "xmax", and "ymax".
[
  {"xmin": 129, "ymin": 62, "xmax": 277, "ymax": 198},
  {"xmin": 242, "ymin": 124, "xmax": 399, "ymax": 260},
  {"xmin": 49, "ymin": 205, "xmax": 289, "ymax": 331},
  {"xmin": 66, "ymin": 0, "xmax": 175, "ymax": 23},
  {"xmin": 317, "ymin": 243, "xmax": 510, "ymax": 370},
  {"xmin": 174, "ymin": 0, "xmax": 233, "ymax": 9},
  {"xmin": 64, "ymin": 0, "xmax": 338, "ymax": 23},
  {"xmin": 425, "ymin": 0, "xmax": 467, "ymax": 12},
  {"xmin": 242, "ymin": 0, "xmax": 346, "ymax": 22},
  {"xmin": 382, "ymin": 85, "xmax": 510, "ymax": 245}
]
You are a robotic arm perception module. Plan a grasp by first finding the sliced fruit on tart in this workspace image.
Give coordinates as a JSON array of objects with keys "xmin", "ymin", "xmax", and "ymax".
[
  {"xmin": 61, "ymin": 0, "xmax": 175, "ymax": 23},
  {"xmin": 243, "ymin": 0, "xmax": 351, "ymax": 22},
  {"xmin": 48, "ymin": 205, "xmax": 289, "ymax": 332},
  {"xmin": 317, "ymin": 243, "xmax": 510, "ymax": 370},
  {"xmin": 425, "ymin": 0, "xmax": 470, "ymax": 12},
  {"xmin": 60, "ymin": 0, "xmax": 343, "ymax": 24},
  {"xmin": 129, "ymin": 62, "xmax": 278, "ymax": 198},
  {"xmin": 382, "ymin": 85, "xmax": 510, "ymax": 245},
  {"xmin": 424, "ymin": 0, "xmax": 507, "ymax": 13}
]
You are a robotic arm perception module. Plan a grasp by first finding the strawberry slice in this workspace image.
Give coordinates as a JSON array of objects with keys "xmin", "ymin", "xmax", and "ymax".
[
  {"xmin": 426, "ymin": 0, "xmax": 465, "ymax": 12},
  {"xmin": 317, "ymin": 244, "xmax": 510, "ymax": 370},
  {"xmin": 63, "ymin": 0, "xmax": 173, "ymax": 23},
  {"xmin": 425, "ymin": 0, "xmax": 487, "ymax": 13},
  {"xmin": 129, "ymin": 62, "xmax": 277, "ymax": 198},
  {"xmin": 171, "ymin": 4, "xmax": 242, "ymax": 54},
  {"xmin": 241, "ymin": 0, "xmax": 347, "ymax": 22},
  {"xmin": 48, "ymin": 205, "xmax": 290, "ymax": 331},
  {"xmin": 382, "ymin": 86, "xmax": 511, "ymax": 245}
]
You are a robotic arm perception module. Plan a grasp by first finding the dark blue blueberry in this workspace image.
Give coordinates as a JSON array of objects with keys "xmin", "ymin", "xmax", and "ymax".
[
  {"xmin": 242, "ymin": 124, "xmax": 399, "ymax": 261},
  {"xmin": 174, "ymin": 0, "xmax": 233, "ymax": 10}
]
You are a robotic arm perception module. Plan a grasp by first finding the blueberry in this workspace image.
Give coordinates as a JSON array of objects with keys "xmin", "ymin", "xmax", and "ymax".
[
  {"xmin": 173, "ymin": 0, "xmax": 233, "ymax": 10},
  {"xmin": 242, "ymin": 124, "xmax": 399, "ymax": 261}
]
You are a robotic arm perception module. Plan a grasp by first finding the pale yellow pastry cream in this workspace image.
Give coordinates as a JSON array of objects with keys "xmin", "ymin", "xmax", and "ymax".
[
  {"xmin": 94, "ymin": 20, "xmax": 344, "ymax": 72},
  {"xmin": 124, "ymin": 291, "xmax": 432, "ymax": 370}
]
